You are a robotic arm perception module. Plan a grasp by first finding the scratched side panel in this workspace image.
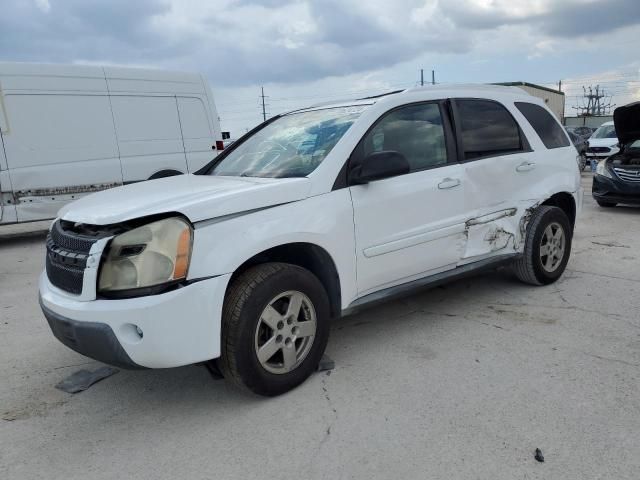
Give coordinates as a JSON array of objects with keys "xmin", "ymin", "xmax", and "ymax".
[{"xmin": 2, "ymin": 92, "xmax": 122, "ymax": 222}]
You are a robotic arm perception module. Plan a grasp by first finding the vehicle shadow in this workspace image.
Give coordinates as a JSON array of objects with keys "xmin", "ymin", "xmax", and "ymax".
[
  {"xmin": 0, "ymin": 229, "xmax": 48, "ymax": 246},
  {"xmin": 64, "ymin": 268, "xmax": 518, "ymax": 411}
]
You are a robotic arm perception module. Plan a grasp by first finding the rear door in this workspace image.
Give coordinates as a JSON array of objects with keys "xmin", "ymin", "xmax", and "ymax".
[
  {"xmin": 110, "ymin": 95, "xmax": 189, "ymax": 181},
  {"xmin": 349, "ymin": 101, "xmax": 467, "ymax": 296},
  {"xmin": 452, "ymin": 98, "xmax": 539, "ymax": 259},
  {"xmin": 177, "ymin": 96, "xmax": 216, "ymax": 172}
]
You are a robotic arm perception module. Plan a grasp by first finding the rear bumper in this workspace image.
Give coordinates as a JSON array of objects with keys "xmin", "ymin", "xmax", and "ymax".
[
  {"xmin": 39, "ymin": 272, "xmax": 232, "ymax": 368},
  {"xmin": 592, "ymin": 175, "xmax": 640, "ymax": 205}
]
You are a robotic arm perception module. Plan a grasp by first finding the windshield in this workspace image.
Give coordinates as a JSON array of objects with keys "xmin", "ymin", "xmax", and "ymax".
[
  {"xmin": 210, "ymin": 106, "xmax": 365, "ymax": 178},
  {"xmin": 591, "ymin": 124, "xmax": 617, "ymax": 139}
]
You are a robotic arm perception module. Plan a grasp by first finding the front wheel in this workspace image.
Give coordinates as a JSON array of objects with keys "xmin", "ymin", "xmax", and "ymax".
[
  {"xmin": 513, "ymin": 206, "xmax": 572, "ymax": 285},
  {"xmin": 596, "ymin": 200, "xmax": 617, "ymax": 208},
  {"xmin": 219, "ymin": 263, "xmax": 330, "ymax": 396}
]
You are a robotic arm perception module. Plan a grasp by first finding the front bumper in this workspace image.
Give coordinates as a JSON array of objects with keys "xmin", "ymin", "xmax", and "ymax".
[
  {"xmin": 586, "ymin": 147, "xmax": 619, "ymax": 160},
  {"xmin": 39, "ymin": 273, "xmax": 231, "ymax": 369},
  {"xmin": 592, "ymin": 174, "xmax": 640, "ymax": 205},
  {"xmin": 585, "ymin": 152, "xmax": 611, "ymax": 160}
]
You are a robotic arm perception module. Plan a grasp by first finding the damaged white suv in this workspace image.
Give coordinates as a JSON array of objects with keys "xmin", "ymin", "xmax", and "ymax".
[{"xmin": 39, "ymin": 85, "xmax": 582, "ymax": 396}]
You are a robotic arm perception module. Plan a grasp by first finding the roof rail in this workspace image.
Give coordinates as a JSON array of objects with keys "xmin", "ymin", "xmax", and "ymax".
[{"xmin": 357, "ymin": 89, "xmax": 405, "ymax": 100}]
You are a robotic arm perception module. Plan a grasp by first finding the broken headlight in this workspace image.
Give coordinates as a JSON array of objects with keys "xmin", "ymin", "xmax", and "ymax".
[
  {"xmin": 98, "ymin": 217, "xmax": 192, "ymax": 296},
  {"xmin": 595, "ymin": 160, "xmax": 613, "ymax": 179}
]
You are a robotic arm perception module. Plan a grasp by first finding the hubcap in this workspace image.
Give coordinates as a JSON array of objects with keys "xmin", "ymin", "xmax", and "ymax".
[
  {"xmin": 539, "ymin": 222, "xmax": 566, "ymax": 273},
  {"xmin": 254, "ymin": 291, "xmax": 317, "ymax": 374}
]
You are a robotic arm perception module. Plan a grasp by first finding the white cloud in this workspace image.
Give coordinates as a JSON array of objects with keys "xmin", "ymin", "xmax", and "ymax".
[{"xmin": 34, "ymin": 0, "xmax": 50, "ymax": 13}]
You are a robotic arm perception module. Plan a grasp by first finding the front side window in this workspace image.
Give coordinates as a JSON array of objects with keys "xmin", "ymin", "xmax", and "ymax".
[
  {"xmin": 456, "ymin": 99, "xmax": 523, "ymax": 160},
  {"xmin": 515, "ymin": 102, "xmax": 570, "ymax": 149},
  {"xmin": 357, "ymin": 103, "xmax": 448, "ymax": 172},
  {"xmin": 209, "ymin": 106, "xmax": 364, "ymax": 178},
  {"xmin": 591, "ymin": 124, "xmax": 617, "ymax": 139}
]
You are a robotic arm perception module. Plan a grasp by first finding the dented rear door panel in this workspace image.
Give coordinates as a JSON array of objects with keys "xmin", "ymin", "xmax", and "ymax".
[
  {"xmin": 0, "ymin": 65, "xmax": 123, "ymax": 223},
  {"xmin": 2, "ymin": 92, "xmax": 122, "ymax": 222}
]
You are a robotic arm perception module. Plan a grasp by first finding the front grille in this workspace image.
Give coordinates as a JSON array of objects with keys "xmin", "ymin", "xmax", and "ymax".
[
  {"xmin": 614, "ymin": 167, "xmax": 640, "ymax": 183},
  {"xmin": 46, "ymin": 254, "xmax": 85, "ymax": 295},
  {"xmin": 50, "ymin": 221, "xmax": 95, "ymax": 253},
  {"xmin": 46, "ymin": 221, "xmax": 98, "ymax": 295},
  {"xmin": 588, "ymin": 146, "xmax": 611, "ymax": 154}
]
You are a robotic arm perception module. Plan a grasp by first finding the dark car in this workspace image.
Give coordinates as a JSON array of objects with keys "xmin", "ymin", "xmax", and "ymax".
[
  {"xmin": 592, "ymin": 102, "xmax": 640, "ymax": 207},
  {"xmin": 566, "ymin": 129, "xmax": 588, "ymax": 170}
]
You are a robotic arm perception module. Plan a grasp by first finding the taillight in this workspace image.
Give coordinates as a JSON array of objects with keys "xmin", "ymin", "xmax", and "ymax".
[{"xmin": 213, "ymin": 140, "xmax": 224, "ymax": 150}]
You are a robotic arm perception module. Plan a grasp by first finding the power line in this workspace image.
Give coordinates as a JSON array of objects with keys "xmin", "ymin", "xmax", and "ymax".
[{"xmin": 572, "ymin": 85, "xmax": 616, "ymax": 116}]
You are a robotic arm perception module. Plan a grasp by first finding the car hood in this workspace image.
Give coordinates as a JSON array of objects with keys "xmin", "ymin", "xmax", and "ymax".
[
  {"xmin": 58, "ymin": 174, "xmax": 312, "ymax": 225},
  {"xmin": 588, "ymin": 137, "xmax": 618, "ymax": 148},
  {"xmin": 614, "ymin": 101, "xmax": 640, "ymax": 146}
]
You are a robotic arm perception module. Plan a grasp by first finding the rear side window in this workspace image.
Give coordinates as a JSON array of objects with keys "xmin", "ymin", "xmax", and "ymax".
[
  {"xmin": 455, "ymin": 99, "xmax": 523, "ymax": 160},
  {"xmin": 515, "ymin": 102, "xmax": 570, "ymax": 149}
]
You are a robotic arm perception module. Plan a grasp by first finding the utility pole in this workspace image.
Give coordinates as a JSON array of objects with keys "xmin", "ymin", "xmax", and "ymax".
[
  {"xmin": 420, "ymin": 69, "xmax": 424, "ymax": 86},
  {"xmin": 558, "ymin": 80, "xmax": 562, "ymax": 92},
  {"xmin": 432, "ymin": 70, "xmax": 435, "ymax": 85},
  {"xmin": 573, "ymin": 85, "xmax": 615, "ymax": 116},
  {"xmin": 260, "ymin": 86, "xmax": 268, "ymax": 122}
]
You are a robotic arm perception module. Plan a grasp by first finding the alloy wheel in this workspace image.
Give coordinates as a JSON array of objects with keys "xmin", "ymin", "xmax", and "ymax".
[
  {"xmin": 539, "ymin": 222, "xmax": 566, "ymax": 273},
  {"xmin": 254, "ymin": 291, "xmax": 317, "ymax": 374}
]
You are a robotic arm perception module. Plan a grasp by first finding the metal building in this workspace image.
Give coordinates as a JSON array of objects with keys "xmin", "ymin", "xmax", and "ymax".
[{"xmin": 494, "ymin": 82, "xmax": 565, "ymax": 121}]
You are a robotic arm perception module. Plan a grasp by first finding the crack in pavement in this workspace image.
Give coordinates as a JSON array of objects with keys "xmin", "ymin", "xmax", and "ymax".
[{"xmin": 567, "ymin": 269, "xmax": 640, "ymax": 284}]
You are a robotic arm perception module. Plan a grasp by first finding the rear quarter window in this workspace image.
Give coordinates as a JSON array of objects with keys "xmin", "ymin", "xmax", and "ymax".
[{"xmin": 515, "ymin": 102, "xmax": 570, "ymax": 149}]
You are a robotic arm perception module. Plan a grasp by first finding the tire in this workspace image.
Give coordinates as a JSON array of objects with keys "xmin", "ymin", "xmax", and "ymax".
[
  {"xmin": 513, "ymin": 206, "xmax": 572, "ymax": 286},
  {"xmin": 219, "ymin": 262, "xmax": 330, "ymax": 396},
  {"xmin": 596, "ymin": 200, "xmax": 617, "ymax": 208}
]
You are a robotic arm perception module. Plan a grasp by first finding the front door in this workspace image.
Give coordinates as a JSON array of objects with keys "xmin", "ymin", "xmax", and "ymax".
[{"xmin": 349, "ymin": 101, "xmax": 467, "ymax": 296}]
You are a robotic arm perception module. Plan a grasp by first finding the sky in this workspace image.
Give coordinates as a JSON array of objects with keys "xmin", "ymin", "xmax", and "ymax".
[{"xmin": 1, "ymin": 0, "xmax": 639, "ymax": 136}]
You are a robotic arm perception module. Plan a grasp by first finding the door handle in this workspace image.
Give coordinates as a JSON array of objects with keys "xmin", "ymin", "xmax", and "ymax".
[
  {"xmin": 438, "ymin": 178, "xmax": 461, "ymax": 189},
  {"xmin": 516, "ymin": 161, "xmax": 536, "ymax": 172}
]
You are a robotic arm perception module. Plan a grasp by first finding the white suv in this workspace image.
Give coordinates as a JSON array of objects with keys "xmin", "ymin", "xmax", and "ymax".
[{"xmin": 39, "ymin": 85, "xmax": 582, "ymax": 396}]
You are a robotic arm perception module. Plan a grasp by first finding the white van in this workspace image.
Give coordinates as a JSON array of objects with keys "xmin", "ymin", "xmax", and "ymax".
[{"xmin": 0, "ymin": 63, "xmax": 223, "ymax": 224}]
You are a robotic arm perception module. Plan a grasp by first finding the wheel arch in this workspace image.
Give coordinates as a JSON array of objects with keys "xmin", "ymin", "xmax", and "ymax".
[
  {"xmin": 541, "ymin": 192, "xmax": 576, "ymax": 227},
  {"xmin": 148, "ymin": 169, "xmax": 184, "ymax": 180},
  {"xmin": 229, "ymin": 242, "xmax": 342, "ymax": 319}
]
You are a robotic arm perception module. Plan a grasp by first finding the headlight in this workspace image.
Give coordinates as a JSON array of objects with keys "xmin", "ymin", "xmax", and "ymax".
[
  {"xmin": 98, "ymin": 217, "xmax": 192, "ymax": 295},
  {"xmin": 595, "ymin": 160, "xmax": 612, "ymax": 179}
]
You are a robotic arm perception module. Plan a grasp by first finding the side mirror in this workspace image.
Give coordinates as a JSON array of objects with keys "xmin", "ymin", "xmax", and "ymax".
[{"xmin": 349, "ymin": 151, "xmax": 410, "ymax": 184}]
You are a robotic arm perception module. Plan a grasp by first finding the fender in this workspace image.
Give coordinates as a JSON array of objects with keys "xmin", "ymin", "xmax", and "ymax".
[{"xmin": 187, "ymin": 189, "xmax": 358, "ymax": 309}]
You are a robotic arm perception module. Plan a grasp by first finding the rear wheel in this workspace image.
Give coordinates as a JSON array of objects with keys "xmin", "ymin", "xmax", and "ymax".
[
  {"xmin": 513, "ymin": 206, "xmax": 572, "ymax": 285},
  {"xmin": 220, "ymin": 263, "xmax": 330, "ymax": 396},
  {"xmin": 596, "ymin": 200, "xmax": 617, "ymax": 208}
]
